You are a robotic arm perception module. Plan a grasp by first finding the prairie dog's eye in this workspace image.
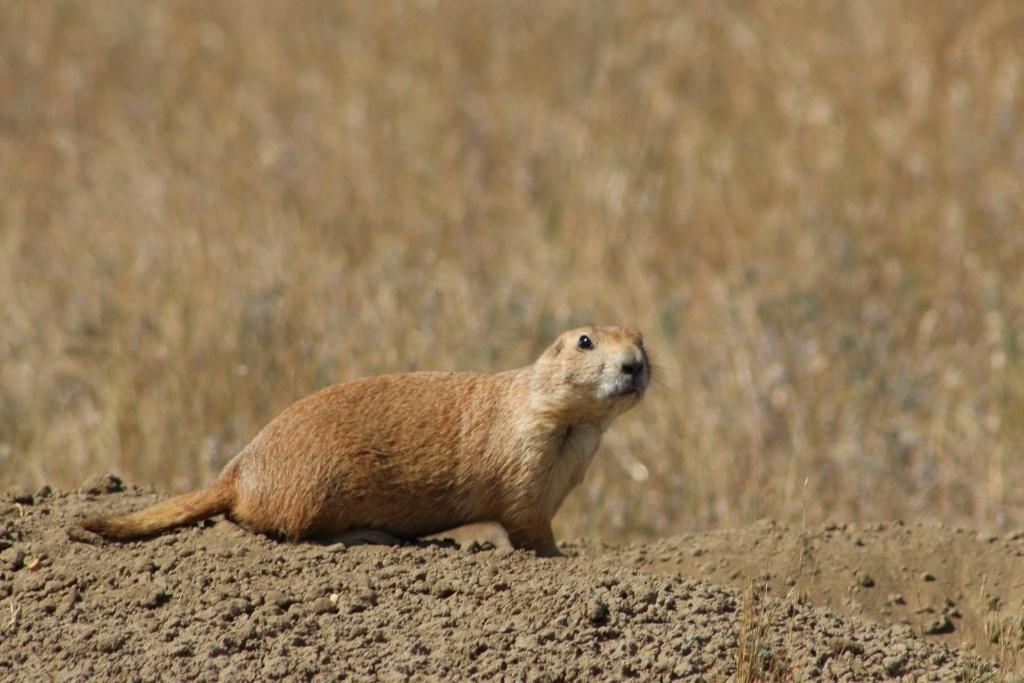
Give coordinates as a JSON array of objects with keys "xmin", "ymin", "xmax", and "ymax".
[{"xmin": 577, "ymin": 334, "xmax": 594, "ymax": 350}]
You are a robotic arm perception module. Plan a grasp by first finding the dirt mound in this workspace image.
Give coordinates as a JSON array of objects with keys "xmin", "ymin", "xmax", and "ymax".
[
  {"xmin": 0, "ymin": 480, "xmax": 1011, "ymax": 681},
  {"xmin": 608, "ymin": 519, "xmax": 1024, "ymax": 658}
]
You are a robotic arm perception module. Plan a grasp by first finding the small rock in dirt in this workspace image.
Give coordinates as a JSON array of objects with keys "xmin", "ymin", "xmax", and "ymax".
[
  {"xmin": 67, "ymin": 525, "xmax": 103, "ymax": 544},
  {"xmin": 921, "ymin": 572, "xmax": 936, "ymax": 582},
  {"xmin": 163, "ymin": 643, "xmax": 194, "ymax": 658},
  {"xmin": 35, "ymin": 485, "xmax": 52, "ymax": 500},
  {"xmin": 342, "ymin": 601, "xmax": 365, "ymax": 615},
  {"xmin": 585, "ymin": 596, "xmax": 609, "ymax": 623},
  {"xmin": 215, "ymin": 598, "xmax": 248, "ymax": 622},
  {"xmin": 129, "ymin": 585, "xmax": 170, "ymax": 609},
  {"xmin": 855, "ymin": 570, "xmax": 875, "ymax": 587},
  {"xmin": 80, "ymin": 473, "xmax": 125, "ymax": 496},
  {"xmin": 430, "ymin": 582, "xmax": 456, "ymax": 598},
  {"xmin": 886, "ymin": 593, "xmax": 906, "ymax": 606},
  {"xmin": 826, "ymin": 637, "xmax": 864, "ymax": 656},
  {"xmin": 5, "ymin": 485, "xmax": 33, "ymax": 505},
  {"xmin": 57, "ymin": 589, "xmax": 81, "ymax": 616},
  {"xmin": 892, "ymin": 624, "xmax": 915, "ymax": 639},
  {"xmin": 1, "ymin": 547, "xmax": 25, "ymax": 571},
  {"xmin": 133, "ymin": 558, "xmax": 156, "ymax": 574},
  {"xmin": 310, "ymin": 597, "xmax": 338, "ymax": 615},
  {"xmin": 883, "ymin": 650, "xmax": 909, "ymax": 675},
  {"xmin": 94, "ymin": 633, "xmax": 127, "ymax": 653},
  {"xmin": 923, "ymin": 615, "xmax": 955, "ymax": 635},
  {"xmin": 264, "ymin": 591, "xmax": 293, "ymax": 609}
]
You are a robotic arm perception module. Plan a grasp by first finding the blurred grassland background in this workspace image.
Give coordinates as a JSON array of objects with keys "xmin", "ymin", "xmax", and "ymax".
[{"xmin": 1, "ymin": 1, "xmax": 1023, "ymax": 543}]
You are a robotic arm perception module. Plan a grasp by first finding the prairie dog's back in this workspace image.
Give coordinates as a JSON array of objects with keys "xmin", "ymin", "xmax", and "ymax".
[{"xmin": 228, "ymin": 370, "xmax": 521, "ymax": 539}]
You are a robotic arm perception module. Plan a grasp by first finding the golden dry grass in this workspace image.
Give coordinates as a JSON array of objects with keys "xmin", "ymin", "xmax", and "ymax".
[{"xmin": 1, "ymin": 0, "xmax": 1022, "ymax": 543}]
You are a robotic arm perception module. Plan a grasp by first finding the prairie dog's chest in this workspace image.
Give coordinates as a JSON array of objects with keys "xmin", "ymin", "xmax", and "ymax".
[
  {"xmin": 546, "ymin": 424, "xmax": 603, "ymax": 509},
  {"xmin": 562, "ymin": 425, "xmax": 602, "ymax": 471}
]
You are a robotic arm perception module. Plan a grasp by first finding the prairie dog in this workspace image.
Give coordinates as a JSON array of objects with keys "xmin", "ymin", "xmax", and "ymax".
[{"xmin": 79, "ymin": 326, "xmax": 650, "ymax": 556}]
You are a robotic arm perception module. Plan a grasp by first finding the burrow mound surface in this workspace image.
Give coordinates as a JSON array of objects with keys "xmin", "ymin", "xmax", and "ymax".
[{"xmin": 0, "ymin": 477, "xmax": 1007, "ymax": 681}]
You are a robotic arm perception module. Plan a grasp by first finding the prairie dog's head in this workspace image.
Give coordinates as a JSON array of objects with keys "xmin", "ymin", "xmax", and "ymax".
[{"xmin": 534, "ymin": 326, "xmax": 650, "ymax": 422}]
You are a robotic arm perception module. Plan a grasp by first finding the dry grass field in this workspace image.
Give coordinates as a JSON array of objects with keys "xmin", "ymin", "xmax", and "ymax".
[{"xmin": 1, "ymin": 0, "xmax": 1022, "ymax": 544}]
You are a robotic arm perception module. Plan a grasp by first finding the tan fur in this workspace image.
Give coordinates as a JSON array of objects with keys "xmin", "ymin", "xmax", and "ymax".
[{"xmin": 79, "ymin": 326, "xmax": 650, "ymax": 557}]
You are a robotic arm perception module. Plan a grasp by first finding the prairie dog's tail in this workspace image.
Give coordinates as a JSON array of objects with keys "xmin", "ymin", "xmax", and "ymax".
[{"xmin": 79, "ymin": 476, "xmax": 234, "ymax": 540}]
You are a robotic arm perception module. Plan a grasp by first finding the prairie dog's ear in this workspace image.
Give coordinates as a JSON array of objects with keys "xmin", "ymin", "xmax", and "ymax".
[{"xmin": 550, "ymin": 338, "xmax": 565, "ymax": 357}]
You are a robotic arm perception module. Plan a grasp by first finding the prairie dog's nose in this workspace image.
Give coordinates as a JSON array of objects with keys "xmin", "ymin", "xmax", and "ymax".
[
  {"xmin": 621, "ymin": 360, "xmax": 643, "ymax": 376},
  {"xmin": 621, "ymin": 349, "xmax": 646, "ymax": 376}
]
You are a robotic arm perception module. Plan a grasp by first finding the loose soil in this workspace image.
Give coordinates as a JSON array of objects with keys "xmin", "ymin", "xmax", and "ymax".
[{"xmin": 2, "ymin": 476, "xmax": 1021, "ymax": 681}]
